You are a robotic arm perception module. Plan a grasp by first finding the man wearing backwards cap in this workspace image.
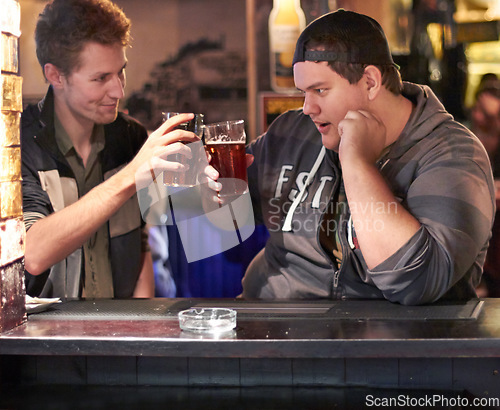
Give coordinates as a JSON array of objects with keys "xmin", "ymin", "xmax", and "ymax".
[{"xmin": 241, "ymin": 10, "xmax": 495, "ymax": 305}]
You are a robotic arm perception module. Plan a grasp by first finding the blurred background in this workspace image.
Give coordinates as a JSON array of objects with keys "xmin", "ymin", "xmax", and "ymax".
[{"xmin": 19, "ymin": 0, "xmax": 500, "ymax": 134}]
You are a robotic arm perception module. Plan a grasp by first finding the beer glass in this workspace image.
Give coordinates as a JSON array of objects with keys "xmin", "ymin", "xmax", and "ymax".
[
  {"xmin": 204, "ymin": 119, "xmax": 248, "ymax": 197},
  {"xmin": 162, "ymin": 112, "xmax": 204, "ymax": 187}
]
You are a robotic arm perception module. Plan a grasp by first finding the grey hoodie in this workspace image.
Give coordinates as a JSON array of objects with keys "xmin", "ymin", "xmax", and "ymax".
[{"xmin": 243, "ymin": 82, "xmax": 495, "ymax": 305}]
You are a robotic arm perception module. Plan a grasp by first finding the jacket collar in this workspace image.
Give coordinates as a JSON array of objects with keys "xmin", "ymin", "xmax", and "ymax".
[
  {"xmin": 37, "ymin": 85, "xmax": 56, "ymax": 130},
  {"xmin": 34, "ymin": 86, "xmax": 71, "ymax": 167}
]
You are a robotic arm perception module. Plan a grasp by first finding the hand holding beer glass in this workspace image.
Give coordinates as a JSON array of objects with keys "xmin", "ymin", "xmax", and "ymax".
[{"xmin": 204, "ymin": 120, "xmax": 248, "ymax": 200}]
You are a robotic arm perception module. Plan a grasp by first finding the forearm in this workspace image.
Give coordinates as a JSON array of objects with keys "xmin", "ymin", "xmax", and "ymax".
[
  {"xmin": 342, "ymin": 160, "xmax": 421, "ymax": 269},
  {"xmin": 133, "ymin": 251, "xmax": 155, "ymax": 298},
  {"xmin": 24, "ymin": 169, "xmax": 136, "ymax": 275}
]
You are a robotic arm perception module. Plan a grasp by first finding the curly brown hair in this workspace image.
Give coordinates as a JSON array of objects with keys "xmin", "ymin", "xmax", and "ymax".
[{"xmin": 35, "ymin": 0, "xmax": 131, "ymax": 77}]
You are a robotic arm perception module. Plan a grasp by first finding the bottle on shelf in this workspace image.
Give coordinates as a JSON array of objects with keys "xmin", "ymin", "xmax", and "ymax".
[{"xmin": 268, "ymin": 0, "xmax": 306, "ymax": 93}]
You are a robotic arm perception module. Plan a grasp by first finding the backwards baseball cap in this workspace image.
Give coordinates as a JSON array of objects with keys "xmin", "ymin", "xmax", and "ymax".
[{"xmin": 293, "ymin": 9, "xmax": 398, "ymax": 68}]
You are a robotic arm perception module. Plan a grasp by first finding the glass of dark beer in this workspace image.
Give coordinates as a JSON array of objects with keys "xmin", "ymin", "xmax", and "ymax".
[
  {"xmin": 204, "ymin": 119, "xmax": 247, "ymax": 198},
  {"xmin": 162, "ymin": 112, "xmax": 204, "ymax": 187}
]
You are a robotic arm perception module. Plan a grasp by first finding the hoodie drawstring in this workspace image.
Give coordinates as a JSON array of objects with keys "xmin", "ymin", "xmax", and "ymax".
[{"xmin": 282, "ymin": 146, "xmax": 326, "ymax": 232}]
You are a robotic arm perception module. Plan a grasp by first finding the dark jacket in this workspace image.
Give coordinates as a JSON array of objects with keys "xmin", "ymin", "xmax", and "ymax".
[
  {"xmin": 21, "ymin": 87, "xmax": 148, "ymax": 298},
  {"xmin": 243, "ymin": 82, "xmax": 496, "ymax": 305}
]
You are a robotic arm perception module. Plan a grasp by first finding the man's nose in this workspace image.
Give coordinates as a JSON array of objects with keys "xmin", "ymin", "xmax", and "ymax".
[
  {"xmin": 302, "ymin": 94, "xmax": 318, "ymax": 116},
  {"xmin": 108, "ymin": 75, "xmax": 125, "ymax": 99}
]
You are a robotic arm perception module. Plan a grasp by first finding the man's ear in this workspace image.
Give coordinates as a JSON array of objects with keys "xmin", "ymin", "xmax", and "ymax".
[
  {"xmin": 44, "ymin": 63, "xmax": 64, "ymax": 88},
  {"xmin": 363, "ymin": 65, "xmax": 382, "ymax": 100}
]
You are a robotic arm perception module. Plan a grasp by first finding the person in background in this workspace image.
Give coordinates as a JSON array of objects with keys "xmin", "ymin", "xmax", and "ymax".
[
  {"xmin": 241, "ymin": 10, "xmax": 495, "ymax": 305},
  {"xmin": 469, "ymin": 75, "xmax": 500, "ymax": 297},
  {"xmin": 148, "ymin": 225, "xmax": 176, "ymax": 297},
  {"xmin": 21, "ymin": 0, "xmax": 217, "ymax": 299},
  {"xmin": 469, "ymin": 75, "xmax": 500, "ymax": 172}
]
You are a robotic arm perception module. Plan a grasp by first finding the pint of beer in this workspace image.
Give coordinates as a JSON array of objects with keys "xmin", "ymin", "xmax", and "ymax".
[
  {"xmin": 162, "ymin": 112, "xmax": 204, "ymax": 187},
  {"xmin": 204, "ymin": 120, "xmax": 247, "ymax": 197}
]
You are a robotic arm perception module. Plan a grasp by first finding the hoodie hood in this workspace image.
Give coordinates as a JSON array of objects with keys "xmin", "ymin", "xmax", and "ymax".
[{"xmin": 386, "ymin": 82, "xmax": 456, "ymax": 160}]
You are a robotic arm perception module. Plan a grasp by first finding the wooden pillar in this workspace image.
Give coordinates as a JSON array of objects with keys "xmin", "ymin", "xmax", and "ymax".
[{"xmin": 0, "ymin": 0, "xmax": 26, "ymax": 333}]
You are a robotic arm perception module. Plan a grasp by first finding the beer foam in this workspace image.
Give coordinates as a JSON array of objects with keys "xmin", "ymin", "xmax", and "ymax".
[{"xmin": 206, "ymin": 140, "xmax": 244, "ymax": 145}]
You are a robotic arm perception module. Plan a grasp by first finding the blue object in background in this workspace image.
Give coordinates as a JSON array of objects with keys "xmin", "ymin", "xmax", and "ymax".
[{"xmin": 167, "ymin": 224, "xmax": 269, "ymax": 297}]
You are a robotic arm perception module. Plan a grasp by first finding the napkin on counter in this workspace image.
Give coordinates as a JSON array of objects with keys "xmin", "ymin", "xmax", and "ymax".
[{"xmin": 25, "ymin": 295, "xmax": 61, "ymax": 314}]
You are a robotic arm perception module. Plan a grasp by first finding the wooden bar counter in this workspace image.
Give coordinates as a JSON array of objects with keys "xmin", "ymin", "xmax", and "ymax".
[{"xmin": 1, "ymin": 298, "xmax": 499, "ymax": 407}]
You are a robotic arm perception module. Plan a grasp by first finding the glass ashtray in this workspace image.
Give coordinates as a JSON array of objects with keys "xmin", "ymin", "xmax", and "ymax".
[{"xmin": 178, "ymin": 307, "xmax": 237, "ymax": 333}]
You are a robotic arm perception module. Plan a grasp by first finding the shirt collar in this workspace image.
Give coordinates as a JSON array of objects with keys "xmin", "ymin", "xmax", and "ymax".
[{"xmin": 54, "ymin": 114, "xmax": 106, "ymax": 157}]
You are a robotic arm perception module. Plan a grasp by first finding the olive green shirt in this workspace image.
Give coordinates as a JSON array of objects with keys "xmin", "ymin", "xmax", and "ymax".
[{"xmin": 54, "ymin": 116, "xmax": 114, "ymax": 298}]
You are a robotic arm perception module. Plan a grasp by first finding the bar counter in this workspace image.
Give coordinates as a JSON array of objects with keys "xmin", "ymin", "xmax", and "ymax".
[{"xmin": 1, "ymin": 297, "xmax": 500, "ymax": 405}]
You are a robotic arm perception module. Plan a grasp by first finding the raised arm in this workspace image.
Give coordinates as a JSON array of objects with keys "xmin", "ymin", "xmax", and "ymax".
[{"xmin": 24, "ymin": 114, "xmax": 197, "ymax": 275}]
